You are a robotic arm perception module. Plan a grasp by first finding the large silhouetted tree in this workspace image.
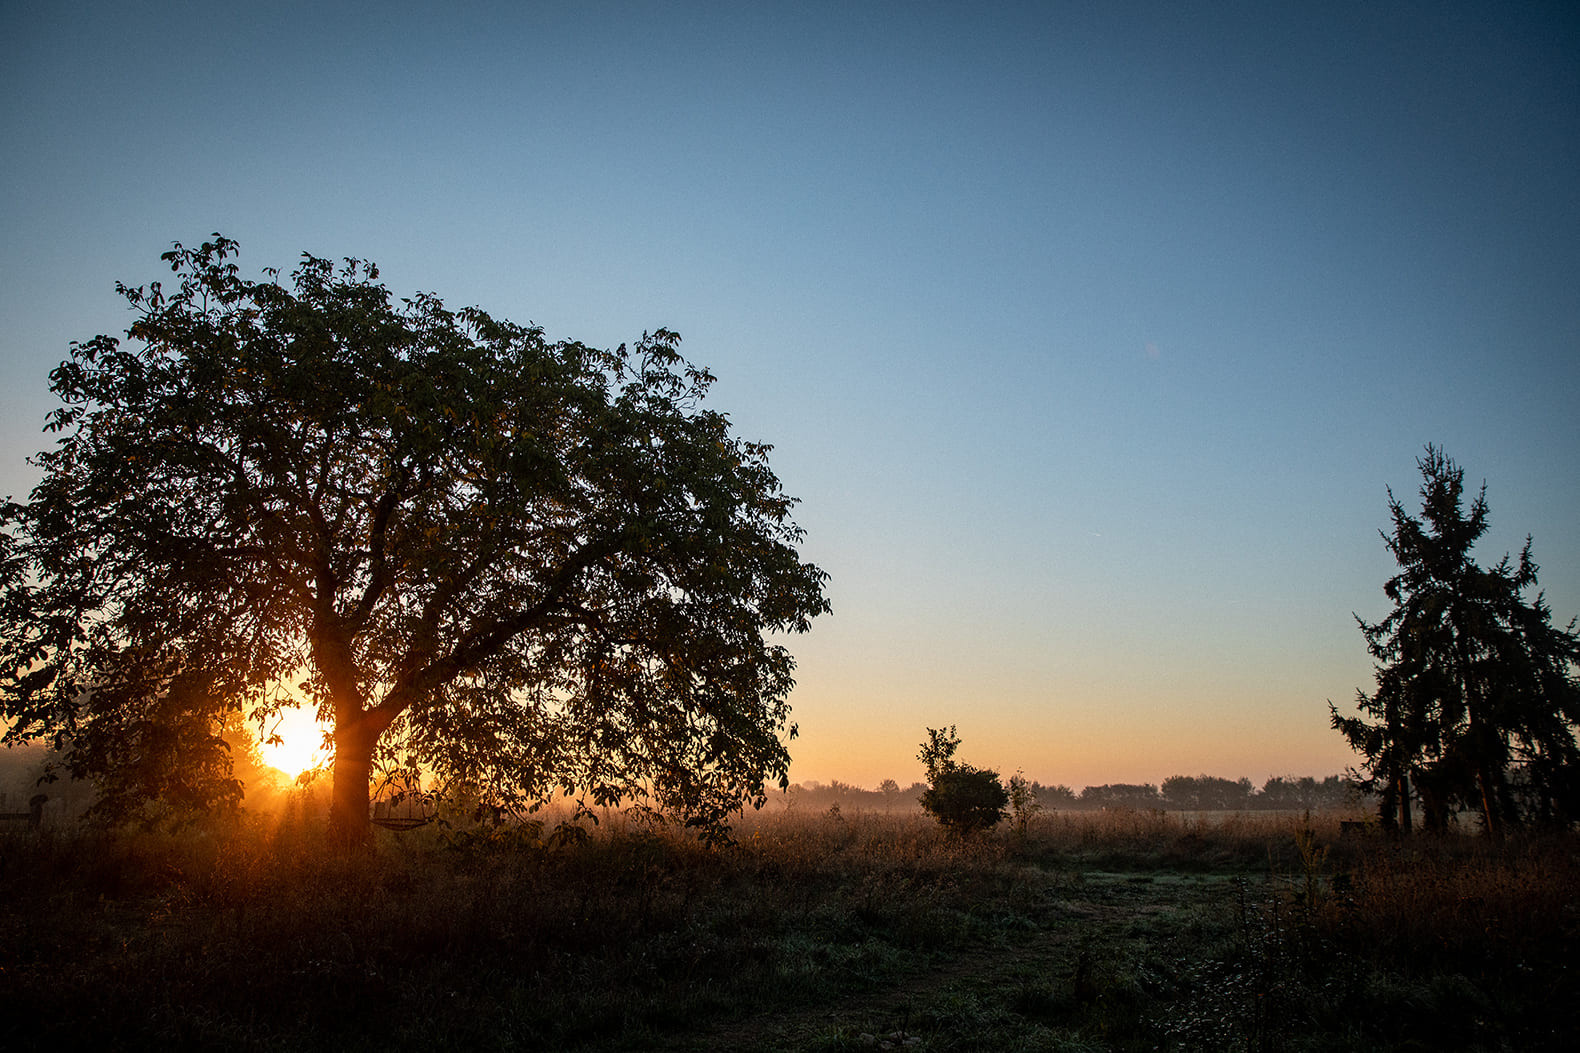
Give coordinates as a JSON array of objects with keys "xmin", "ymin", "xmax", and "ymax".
[
  {"xmin": 0, "ymin": 236, "xmax": 829, "ymax": 841},
  {"xmin": 1332, "ymin": 447, "xmax": 1580, "ymax": 835}
]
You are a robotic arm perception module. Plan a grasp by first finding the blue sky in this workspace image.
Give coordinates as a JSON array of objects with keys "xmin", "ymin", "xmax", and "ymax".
[{"xmin": 4, "ymin": 1, "xmax": 1577, "ymax": 788}]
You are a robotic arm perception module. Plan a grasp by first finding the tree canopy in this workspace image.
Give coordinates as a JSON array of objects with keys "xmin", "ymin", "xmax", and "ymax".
[
  {"xmin": 1332, "ymin": 446, "xmax": 1580, "ymax": 835},
  {"xmin": 0, "ymin": 236, "xmax": 830, "ymax": 840}
]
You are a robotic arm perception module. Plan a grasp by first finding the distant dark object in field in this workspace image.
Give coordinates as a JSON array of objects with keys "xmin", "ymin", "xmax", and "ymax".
[{"xmin": 0, "ymin": 793, "xmax": 48, "ymax": 831}]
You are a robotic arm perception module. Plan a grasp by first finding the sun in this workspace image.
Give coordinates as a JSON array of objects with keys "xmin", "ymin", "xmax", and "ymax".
[{"xmin": 257, "ymin": 703, "xmax": 331, "ymax": 779}]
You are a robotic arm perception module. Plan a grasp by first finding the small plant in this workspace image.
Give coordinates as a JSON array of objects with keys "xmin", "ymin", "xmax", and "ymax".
[
  {"xmin": 917, "ymin": 726, "xmax": 1009, "ymax": 835},
  {"xmin": 1006, "ymin": 769, "xmax": 1041, "ymax": 836},
  {"xmin": 1293, "ymin": 812, "xmax": 1329, "ymax": 909}
]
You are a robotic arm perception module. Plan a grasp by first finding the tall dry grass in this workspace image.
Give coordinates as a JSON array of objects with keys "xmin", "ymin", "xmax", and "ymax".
[
  {"xmin": 2, "ymin": 803, "xmax": 1574, "ymax": 1050},
  {"xmin": 1319, "ymin": 832, "xmax": 1580, "ymax": 967}
]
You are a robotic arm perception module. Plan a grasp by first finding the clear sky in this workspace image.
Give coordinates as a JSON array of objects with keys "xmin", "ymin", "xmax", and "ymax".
[{"xmin": 4, "ymin": 1, "xmax": 1577, "ymax": 791}]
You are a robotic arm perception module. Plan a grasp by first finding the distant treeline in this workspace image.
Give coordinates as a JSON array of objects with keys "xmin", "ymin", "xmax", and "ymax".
[
  {"xmin": 777, "ymin": 774, "xmax": 1365, "ymax": 813},
  {"xmin": 0, "ymin": 741, "xmax": 1364, "ymax": 820}
]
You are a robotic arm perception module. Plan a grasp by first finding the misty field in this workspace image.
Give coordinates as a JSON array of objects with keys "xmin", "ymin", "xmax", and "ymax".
[{"xmin": 2, "ymin": 806, "xmax": 1575, "ymax": 1052}]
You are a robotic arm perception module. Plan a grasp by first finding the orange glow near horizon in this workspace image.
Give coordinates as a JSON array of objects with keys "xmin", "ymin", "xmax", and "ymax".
[
  {"xmin": 776, "ymin": 670, "xmax": 1366, "ymax": 793},
  {"xmin": 256, "ymin": 703, "xmax": 331, "ymax": 779}
]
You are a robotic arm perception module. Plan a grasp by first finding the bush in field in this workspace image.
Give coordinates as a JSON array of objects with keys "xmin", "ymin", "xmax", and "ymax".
[
  {"xmin": 1007, "ymin": 770, "xmax": 1042, "ymax": 834},
  {"xmin": 917, "ymin": 726, "xmax": 1008, "ymax": 834},
  {"xmin": 922, "ymin": 768, "xmax": 1009, "ymax": 834}
]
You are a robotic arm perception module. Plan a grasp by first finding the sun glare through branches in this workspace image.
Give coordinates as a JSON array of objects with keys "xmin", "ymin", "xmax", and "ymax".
[{"xmin": 257, "ymin": 703, "xmax": 330, "ymax": 779}]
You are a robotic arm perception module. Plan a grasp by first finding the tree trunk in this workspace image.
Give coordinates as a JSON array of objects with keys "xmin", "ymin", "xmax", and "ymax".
[
  {"xmin": 1379, "ymin": 778, "xmax": 1399, "ymax": 834},
  {"xmin": 329, "ymin": 709, "xmax": 386, "ymax": 844},
  {"xmin": 1475, "ymin": 764, "xmax": 1505, "ymax": 842},
  {"xmin": 1419, "ymin": 779, "xmax": 1449, "ymax": 833},
  {"xmin": 1398, "ymin": 773, "xmax": 1413, "ymax": 835},
  {"xmin": 314, "ymin": 623, "xmax": 389, "ymax": 845}
]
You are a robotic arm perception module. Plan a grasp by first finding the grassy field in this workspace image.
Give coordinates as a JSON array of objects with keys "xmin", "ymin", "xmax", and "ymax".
[{"xmin": 2, "ymin": 805, "xmax": 1576, "ymax": 1051}]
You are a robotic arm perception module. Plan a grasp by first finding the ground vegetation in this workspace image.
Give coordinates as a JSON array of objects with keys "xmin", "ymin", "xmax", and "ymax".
[{"xmin": 1, "ymin": 806, "xmax": 1573, "ymax": 1051}]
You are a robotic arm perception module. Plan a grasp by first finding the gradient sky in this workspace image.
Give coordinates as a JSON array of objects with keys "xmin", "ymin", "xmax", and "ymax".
[{"xmin": 4, "ymin": 1, "xmax": 1577, "ymax": 790}]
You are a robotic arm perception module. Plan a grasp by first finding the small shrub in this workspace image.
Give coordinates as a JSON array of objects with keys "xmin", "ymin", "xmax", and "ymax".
[
  {"xmin": 920, "ymin": 768, "xmax": 1009, "ymax": 835},
  {"xmin": 917, "ymin": 726, "xmax": 1009, "ymax": 834}
]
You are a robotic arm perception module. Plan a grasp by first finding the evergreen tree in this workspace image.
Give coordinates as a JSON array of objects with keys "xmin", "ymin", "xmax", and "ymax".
[{"xmin": 1332, "ymin": 447, "xmax": 1580, "ymax": 834}]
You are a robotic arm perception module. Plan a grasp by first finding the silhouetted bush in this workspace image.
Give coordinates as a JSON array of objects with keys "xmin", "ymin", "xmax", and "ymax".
[
  {"xmin": 917, "ymin": 726, "xmax": 1008, "ymax": 834},
  {"xmin": 920, "ymin": 766, "xmax": 1010, "ymax": 834}
]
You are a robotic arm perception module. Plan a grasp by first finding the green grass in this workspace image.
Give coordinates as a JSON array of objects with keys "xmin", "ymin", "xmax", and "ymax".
[{"xmin": 1, "ymin": 806, "xmax": 1575, "ymax": 1051}]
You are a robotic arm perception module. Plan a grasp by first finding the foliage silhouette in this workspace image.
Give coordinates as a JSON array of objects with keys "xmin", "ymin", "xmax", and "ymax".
[
  {"xmin": 1161, "ymin": 774, "xmax": 1253, "ymax": 811},
  {"xmin": 1332, "ymin": 446, "xmax": 1580, "ymax": 835},
  {"xmin": 1006, "ymin": 769, "xmax": 1041, "ymax": 834},
  {"xmin": 0, "ymin": 236, "xmax": 829, "ymax": 841},
  {"xmin": 917, "ymin": 725, "xmax": 1008, "ymax": 834},
  {"xmin": 1077, "ymin": 783, "xmax": 1162, "ymax": 810}
]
